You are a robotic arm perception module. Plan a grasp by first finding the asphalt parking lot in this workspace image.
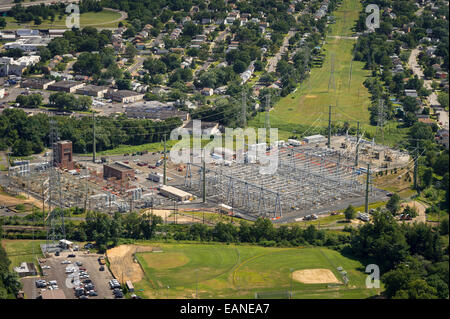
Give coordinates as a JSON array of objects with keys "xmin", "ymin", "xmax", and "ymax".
[{"xmin": 37, "ymin": 250, "xmax": 115, "ymax": 299}]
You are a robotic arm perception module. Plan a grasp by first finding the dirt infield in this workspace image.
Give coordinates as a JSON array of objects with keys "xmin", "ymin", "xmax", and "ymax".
[
  {"xmin": 292, "ymin": 269, "xmax": 341, "ymax": 284},
  {"xmin": 305, "ymin": 95, "xmax": 317, "ymax": 98},
  {"xmin": 106, "ymin": 245, "xmax": 155, "ymax": 283}
]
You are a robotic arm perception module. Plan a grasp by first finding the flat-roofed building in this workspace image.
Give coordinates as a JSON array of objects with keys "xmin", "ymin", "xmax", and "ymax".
[
  {"xmin": 103, "ymin": 162, "xmax": 135, "ymax": 181},
  {"xmin": 14, "ymin": 262, "xmax": 37, "ymax": 277},
  {"xmin": 107, "ymin": 90, "xmax": 145, "ymax": 103},
  {"xmin": 125, "ymin": 101, "xmax": 190, "ymax": 121},
  {"xmin": 76, "ymin": 85, "xmax": 109, "ymax": 98},
  {"xmin": 4, "ymin": 37, "xmax": 51, "ymax": 51},
  {"xmin": 48, "ymin": 80, "xmax": 85, "ymax": 93},
  {"xmin": 159, "ymin": 185, "xmax": 193, "ymax": 201},
  {"xmin": 21, "ymin": 78, "xmax": 55, "ymax": 90},
  {"xmin": 303, "ymin": 134, "xmax": 327, "ymax": 144}
]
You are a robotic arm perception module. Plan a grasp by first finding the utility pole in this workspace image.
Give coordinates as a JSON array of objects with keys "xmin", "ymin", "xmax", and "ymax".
[
  {"xmin": 355, "ymin": 121, "xmax": 360, "ymax": 167},
  {"xmin": 265, "ymin": 94, "xmax": 270, "ymax": 130},
  {"xmin": 92, "ymin": 111, "xmax": 96, "ymax": 163},
  {"xmin": 202, "ymin": 159, "xmax": 206, "ymax": 203},
  {"xmin": 327, "ymin": 105, "xmax": 332, "ymax": 148},
  {"xmin": 163, "ymin": 134, "xmax": 167, "ymax": 185},
  {"xmin": 413, "ymin": 141, "xmax": 419, "ymax": 193},
  {"xmin": 242, "ymin": 91, "xmax": 247, "ymax": 127},
  {"xmin": 365, "ymin": 163, "xmax": 370, "ymax": 215}
]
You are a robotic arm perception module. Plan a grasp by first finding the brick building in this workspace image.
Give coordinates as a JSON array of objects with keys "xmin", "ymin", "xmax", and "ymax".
[
  {"xmin": 103, "ymin": 162, "xmax": 135, "ymax": 181},
  {"xmin": 55, "ymin": 140, "xmax": 74, "ymax": 170}
]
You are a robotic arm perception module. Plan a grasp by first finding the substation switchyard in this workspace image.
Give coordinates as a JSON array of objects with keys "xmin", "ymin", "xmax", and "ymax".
[{"xmin": 181, "ymin": 143, "xmax": 390, "ymax": 222}]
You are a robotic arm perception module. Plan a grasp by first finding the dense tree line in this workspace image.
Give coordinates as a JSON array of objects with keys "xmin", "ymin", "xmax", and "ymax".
[
  {"xmin": 0, "ymin": 233, "xmax": 21, "ymax": 299},
  {"xmin": 350, "ymin": 210, "xmax": 448, "ymax": 299},
  {"xmin": 0, "ymin": 108, "xmax": 182, "ymax": 156}
]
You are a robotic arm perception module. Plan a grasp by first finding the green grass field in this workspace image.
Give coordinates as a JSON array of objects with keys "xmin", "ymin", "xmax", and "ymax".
[
  {"xmin": 134, "ymin": 243, "xmax": 382, "ymax": 299},
  {"xmin": 249, "ymin": 0, "xmax": 409, "ymax": 146},
  {"xmin": 1, "ymin": 239, "xmax": 44, "ymax": 271},
  {"xmin": 2, "ymin": 10, "xmax": 122, "ymax": 30}
]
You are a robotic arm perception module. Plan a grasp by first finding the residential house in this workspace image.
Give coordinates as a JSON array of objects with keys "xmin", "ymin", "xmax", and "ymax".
[{"xmin": 201, "ymin": 88, "xmax": 213, "ymax": 96}]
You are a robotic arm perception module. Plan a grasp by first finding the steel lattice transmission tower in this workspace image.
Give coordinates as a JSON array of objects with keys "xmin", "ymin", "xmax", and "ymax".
[{"xmin": 45, "ymin": 119, "xmax": 66, "ymax": 251}]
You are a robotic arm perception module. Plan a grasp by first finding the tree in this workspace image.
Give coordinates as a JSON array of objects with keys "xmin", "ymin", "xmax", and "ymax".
[
  {"xmin": 403, "ymin": 206, "xmax": 418, "ymax": 218},
  {"xmin": 344, "ymin": 205, "xmax": 356, "ymax": 221},
  {"xmin": 393, "ymin": 279, "xmax": 438, "ymax": 299},
  {"xmin": 116, "ymin": 79, "xmax": 131, "ymax": 90},
  {"xmin": 125, "ymin": 43, "xmax": 137, "ymax": 59},
  {"xmin": 421, "ymin": 168, "xmax": 433, "ymax": 189},
  {"xmin": 386, "ymin": 194, "xmax": 401, "ymax": 215},
  {"xmin": 0, "ymin": 17, "xmax": 6, "ymax": 28}
]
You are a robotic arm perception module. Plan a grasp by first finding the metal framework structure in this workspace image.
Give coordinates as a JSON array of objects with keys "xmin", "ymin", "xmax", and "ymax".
[{"xmin": 183, "ymin": 145, "xmax": 369, "ymax": 219}]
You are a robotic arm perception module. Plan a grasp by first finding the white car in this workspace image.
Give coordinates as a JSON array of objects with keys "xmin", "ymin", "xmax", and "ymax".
[
  {"xmin": 42, "ymin": 265, "xmax": 51, "ymax": 269},
  {"xmin": 61, "ymin": 260, "xmax": 71, "ymax": 264}
]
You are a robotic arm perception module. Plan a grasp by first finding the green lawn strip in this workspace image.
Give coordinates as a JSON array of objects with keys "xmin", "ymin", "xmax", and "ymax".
[
  {"xmin": 3, "ymin": 10, "xmax": 121, "ymax": 30},
  {"xmin": 1, "ymin": 239, "xmax": 45, "ymax": 271}
]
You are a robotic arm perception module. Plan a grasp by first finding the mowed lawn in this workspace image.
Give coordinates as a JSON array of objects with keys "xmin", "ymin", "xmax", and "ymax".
[
  {"xmin": 3, "ymin": 10, "xmax": 122, "ymax": 30},
  {"xmin": 1, "ymin": 239, "xmax": 44, "ymax": 271},
  {"xmin": 250, "ymin": 0, "xmax": 372, "ymax": 139},
  {"xmin": 134, "ymin": 243, "xmax": 381, "ymax": 299}
]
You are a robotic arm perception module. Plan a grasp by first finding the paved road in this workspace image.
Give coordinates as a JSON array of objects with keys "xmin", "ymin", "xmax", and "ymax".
[
  {"xmin": 127, "ymin": 55, "xmax": 146, "ymax": 76},
  {"xmin": 408, "ymin": 47, "xmax": 449, "ymax": 130},
  {"xmin": 266, "ymin": 30, "xmax": 296, "ymax": 73}
]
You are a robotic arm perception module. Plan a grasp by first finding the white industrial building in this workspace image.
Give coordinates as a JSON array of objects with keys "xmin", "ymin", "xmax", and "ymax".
[
  {"xmin": 302, "ymin": 134, "xmax": 327, "ymax": 144},
  {"xmin": 4, "ymin": 37, "xmax": 51, "ymax": 51}
]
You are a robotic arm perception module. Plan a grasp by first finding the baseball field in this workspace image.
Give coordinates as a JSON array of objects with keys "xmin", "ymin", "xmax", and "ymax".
[{"xmin": 109, "ymin": 243, "xmax": 383, "ymax": 299}]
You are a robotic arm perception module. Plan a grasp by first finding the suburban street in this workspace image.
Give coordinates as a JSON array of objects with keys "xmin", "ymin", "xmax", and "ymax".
[{"xmin": 408, "ymin": 47, "xmax": 449, "ymax": 130}]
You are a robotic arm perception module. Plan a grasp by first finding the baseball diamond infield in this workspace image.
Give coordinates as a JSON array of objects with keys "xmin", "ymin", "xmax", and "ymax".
[{"xmin": 292, "ymin": 269, "xmax": 341, "ymax": 284}]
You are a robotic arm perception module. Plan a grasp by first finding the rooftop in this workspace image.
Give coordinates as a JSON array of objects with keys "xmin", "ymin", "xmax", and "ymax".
[
  {"xmin": 49, "ymin": 80, "xmax": 83, "ymax": 89},
  {"xmin": 105, "ymin": 162, "xmax": 134, "ymax": 172}
]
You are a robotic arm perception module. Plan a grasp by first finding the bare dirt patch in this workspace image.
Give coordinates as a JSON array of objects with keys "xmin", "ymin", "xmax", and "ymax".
[
  {"xmin": 106, "ymin": 244, "xmax": 155, "ymax": 283},
  {"xmin": 142, "ymin": 209, "xmax": 196, "ymax": 224},
  {"xmin": 0, "ymin": 192, "xmax": 48, "ymax": 211},
  {"xmin": 400, "ymin": 200, "xmax": 428, "ymax": 223},
  {"xmin": 305, "ymin": 95, "xmax": 317, "ymax": 98},
  {"xmin": 292, "ymin": 268, "xmax": 341, "ymax": 284}
]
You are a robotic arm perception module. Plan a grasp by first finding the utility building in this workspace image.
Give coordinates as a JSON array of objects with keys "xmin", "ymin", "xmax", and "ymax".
[
  {"xmin": 103, "ymin": 162, "xmax": 135, "ymax": 181},
  {"xmin": 55, "ymin": 140, "xmax": 74, "ymax": 170}
]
